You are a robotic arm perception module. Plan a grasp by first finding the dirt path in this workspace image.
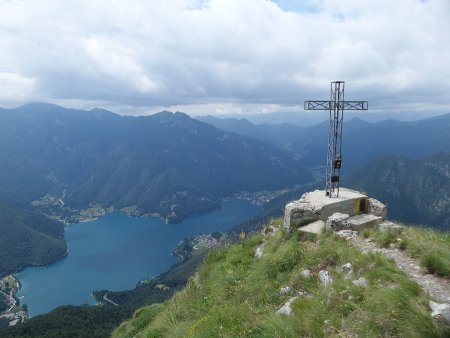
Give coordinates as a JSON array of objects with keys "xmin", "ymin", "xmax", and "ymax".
[{"xmin": 343, "ymin": 232, "xmax": 450, "ymax": 303}]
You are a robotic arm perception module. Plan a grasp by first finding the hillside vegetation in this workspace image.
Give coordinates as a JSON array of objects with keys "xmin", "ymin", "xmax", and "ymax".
[
  {"xmin": 114, "ymin": 220, "xmax": 448, "ymax": 337},
  {"xmin": 0, "ymin": 204, "xmax": 66, "ymax": 277},
  {"xmin": 0, "ymin": 103, "xmax": 309, "ymax": 222},
  {"xmin": 346, "ymin": 152, "xmax": 450, "ymax": 230}
]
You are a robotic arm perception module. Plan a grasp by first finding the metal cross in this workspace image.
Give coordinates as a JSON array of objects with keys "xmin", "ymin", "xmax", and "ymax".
[{"xmin": 305, "ymin": 81, "xmax": 368, "ymax": 198}]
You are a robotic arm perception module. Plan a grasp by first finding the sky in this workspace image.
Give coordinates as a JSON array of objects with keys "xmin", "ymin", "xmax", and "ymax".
[{"xmin": 0, "ymin": 0, "xmax": 449, "ymax": 117}]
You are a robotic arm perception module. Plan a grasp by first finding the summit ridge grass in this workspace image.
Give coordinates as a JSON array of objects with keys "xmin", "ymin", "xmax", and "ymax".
[{"xmin": 114, "ymin": 219, "xmax": 448, "ymax": 337}]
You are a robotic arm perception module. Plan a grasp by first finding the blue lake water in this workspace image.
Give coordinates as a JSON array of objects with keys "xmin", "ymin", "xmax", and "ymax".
[{"xmin": 17, "ymin": 199, "xmax": 260, "ymax": 317}]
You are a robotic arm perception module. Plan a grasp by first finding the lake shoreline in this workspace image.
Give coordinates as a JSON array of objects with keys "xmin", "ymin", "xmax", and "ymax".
[{"xmin": 16, "ymin": 199, "xmax": 261, "ymax": 317}]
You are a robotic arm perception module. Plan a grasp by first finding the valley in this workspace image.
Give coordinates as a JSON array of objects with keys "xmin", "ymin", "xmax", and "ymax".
[
  {"xmin": 17, "ymin": 199, "xmax": 260, "ymax": 317},
  {"xmin": 0, "ymin": 103, "xmax": 449, "ymax": 336}
]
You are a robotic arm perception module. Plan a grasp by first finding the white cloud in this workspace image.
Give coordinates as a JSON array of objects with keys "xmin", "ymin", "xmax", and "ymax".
[
  {"xmin": 0, "ymin": 0, "xmax": 449, "ymax": 115},
  {"xmin": 0, "ymin": 72, "xmax": 37, "ymax": 104}
]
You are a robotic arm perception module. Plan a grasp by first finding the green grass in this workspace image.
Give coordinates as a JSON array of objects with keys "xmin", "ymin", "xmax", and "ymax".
[
  {"xmin": 113, "ymin": 220, "xmax": 448, "ymax": 337},
  {"xmin": 367, "ymin": 225, "xmax": 450, "ymax": 277}
]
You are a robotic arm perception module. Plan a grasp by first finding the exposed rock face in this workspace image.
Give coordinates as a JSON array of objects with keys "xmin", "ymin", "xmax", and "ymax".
[{"xmin": 367, "ymin": 198, "xmax": 387, "ymax": 219}]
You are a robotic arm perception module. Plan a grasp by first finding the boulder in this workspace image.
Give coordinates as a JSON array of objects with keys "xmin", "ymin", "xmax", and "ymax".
[
  {"xmin": 367, "ymin": 198, "xmax": 387, "ymax": 219},
  {"xmin": 429, "ymin": 301, "xmax": 450, "ymax": 322}
]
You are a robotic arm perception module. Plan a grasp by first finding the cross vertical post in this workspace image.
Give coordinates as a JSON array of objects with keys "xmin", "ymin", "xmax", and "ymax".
[{"xmin": 305, "ymin": 81, "xmax": 368, "ymax": 198}]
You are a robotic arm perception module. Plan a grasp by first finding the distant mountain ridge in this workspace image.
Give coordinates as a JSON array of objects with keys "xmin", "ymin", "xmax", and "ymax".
[
  {"xmin": 0, "ymin": 103, "xmax": 310, "ymax": 222},
  {"xmin": 345, "ymin": 152, "xmax": 450, "ymax": 230},
  {"xmin": 197, "ymin": 113, "xmax": 450, "ymax": 173}
]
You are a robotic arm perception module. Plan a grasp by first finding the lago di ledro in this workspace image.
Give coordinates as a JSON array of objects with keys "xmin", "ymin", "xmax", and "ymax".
[{"xmin": 17, "ymin": 199, "xmax": 260, "ymax": 317}]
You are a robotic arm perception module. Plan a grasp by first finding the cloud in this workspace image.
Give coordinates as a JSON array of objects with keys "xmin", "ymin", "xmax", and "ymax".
[{"xmin": 0, "ymin": 0, "xmax": 449, "ymax": 115}]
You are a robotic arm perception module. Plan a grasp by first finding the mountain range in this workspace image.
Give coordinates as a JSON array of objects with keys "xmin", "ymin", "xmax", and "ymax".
[
  {"xmin": 197, "ymin": 113, "xmax": 450, "ymax": 173},
  {"xmin": 0, "ymin": 103, "xmax": 310, "ymax": 222}
]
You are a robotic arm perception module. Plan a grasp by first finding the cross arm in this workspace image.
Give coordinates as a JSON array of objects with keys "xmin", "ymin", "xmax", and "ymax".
[
  {"xmin": 339, "ymin": 101, "xmax": 368, "ymax": 110},
  {"xmin": 304, "ymin": 100, "xmax": 368, "ymax": 110},
  {"xmin": 304, "ymin": 101, "xmax": 333, "ymax": 110}
]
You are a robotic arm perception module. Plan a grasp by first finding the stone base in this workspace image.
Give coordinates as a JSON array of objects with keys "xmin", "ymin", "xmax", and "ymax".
[
  {"xmin": 297, "ymin": 220, "xmax": 325, "ymax": 235},
  {"xmin": 348, "ymin": 214, "xmax": 383, "ymax": 232},
  {"xmin": 284, "ymin": 188, "xmax": 369, "ymax": 232}
]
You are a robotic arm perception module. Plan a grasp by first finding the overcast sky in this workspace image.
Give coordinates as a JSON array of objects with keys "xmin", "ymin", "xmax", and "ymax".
[{"xmin": 0, "ymin": 0, "xmax": 449, "ymax": 116}]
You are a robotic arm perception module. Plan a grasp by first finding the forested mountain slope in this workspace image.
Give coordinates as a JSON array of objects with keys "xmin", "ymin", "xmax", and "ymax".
[{"xmin": 0, "ymin": 103, "xmax": 310, "ymax": 222}]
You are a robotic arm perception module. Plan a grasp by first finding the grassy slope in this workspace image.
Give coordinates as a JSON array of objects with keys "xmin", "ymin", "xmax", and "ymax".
[{"xmin": 114, "ymin": 220, "xmax": 448, "ymax": 337}]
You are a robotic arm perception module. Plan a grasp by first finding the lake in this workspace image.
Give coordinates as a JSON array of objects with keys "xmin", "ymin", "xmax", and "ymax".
[{"xmin": 17, "ymin": 199, "xmax": 260, "ymax": 317}]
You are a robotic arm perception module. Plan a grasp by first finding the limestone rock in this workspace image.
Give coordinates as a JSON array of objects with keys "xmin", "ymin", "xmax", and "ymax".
[
  {"xmin": 300, "ymin": 269, "xmax": 311, "ymax": 278},
  {"xmin": 265, "ymin": 225, "xmax": 278, "ymax": 236},
  {"xmin": 352, "ymin": 277, "xmax": 368, "ymax": 287},
  {"xmin": 336, "ymin": 230, "xmax": 358, "ymax": 241},
  {"xmin": 338, "ymin": 263, "xmax": 352, "ymax": 272},
  {"xmin": 319, "ymin": 270, "xmax": 333, "ymax": 286},
  {"xmin": 255, "ymin": 243, "xmax": 265, "ymax": 259},
  {"xmin": 378, "ymin": 221, "xmax": 403, "ymax": 234},
  {"xmin": 276, "ymin": 296, "xmax": 298, "ymax": 316},
  {"xmin": 326, "ymin": 213, "xmax": 350, "ymax": 230},
  {"xmin": 368, "ymin": 198, "xmax": 387, "ymax": 220},
  {"xmin": 429, "ymin": 301, "xmax": 450, "ymax": 322},
  {"xmin": 280, "ymin": 286, "xmax": 292, "ymax": 295}
]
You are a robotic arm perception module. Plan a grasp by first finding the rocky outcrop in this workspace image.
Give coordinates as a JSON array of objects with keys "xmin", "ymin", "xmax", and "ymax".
[{"xmin": 367, "ymin": 198, "xmax": 387, "ymax": 219}]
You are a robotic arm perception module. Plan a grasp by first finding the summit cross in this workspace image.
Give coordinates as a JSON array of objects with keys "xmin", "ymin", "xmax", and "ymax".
[{"xmin": 305, "ymin": 81, "xmax": 368, "ymax": 198}]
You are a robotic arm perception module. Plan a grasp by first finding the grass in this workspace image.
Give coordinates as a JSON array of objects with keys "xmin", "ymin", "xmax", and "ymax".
[
  {"xmin": 364, "ymin": 225, "xmax": 450, "ymax": 277},
  {"xmin": 113, "ymin": 219, "xmax": 448, "ymax": 337}
]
